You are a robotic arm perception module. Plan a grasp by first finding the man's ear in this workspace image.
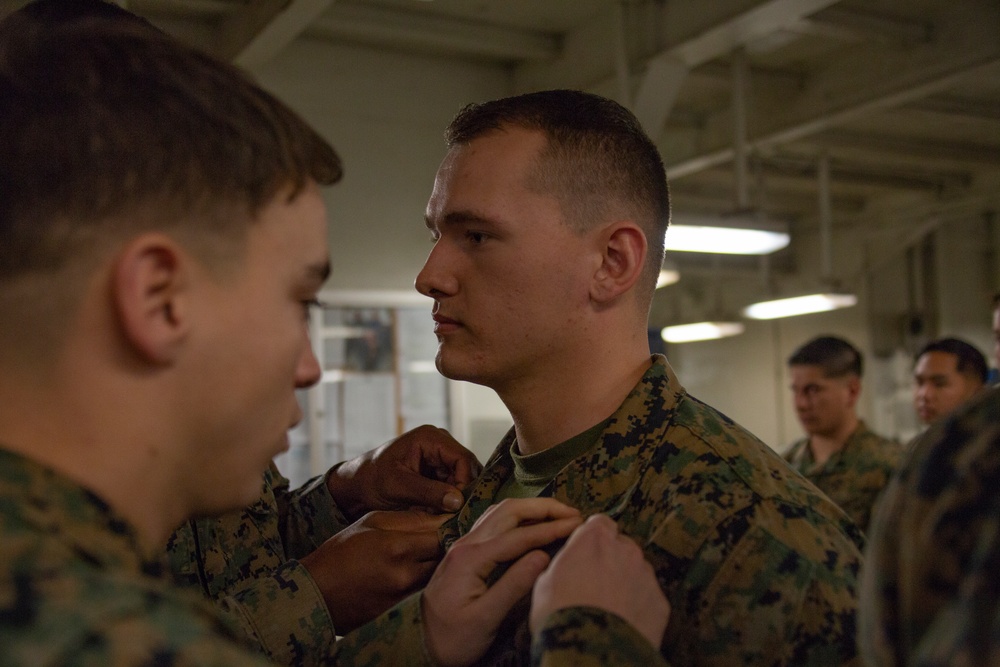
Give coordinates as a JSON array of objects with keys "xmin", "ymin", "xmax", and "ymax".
[
  {"xmin": 590, "ymin": 222, "xmax": 647, "ymax": 304},
  {"xmin": 845, "ymin": 375, "xmax": 862, "ymax": 406},
  {"xmin": 112, "ymin": 233, "xmax": 191, "ymax": 364}
]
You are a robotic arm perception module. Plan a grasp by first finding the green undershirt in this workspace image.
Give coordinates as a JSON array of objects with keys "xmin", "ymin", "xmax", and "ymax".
[{"xmin": 495, "ymin": 418, "xmax": 611, "ymax": 501}]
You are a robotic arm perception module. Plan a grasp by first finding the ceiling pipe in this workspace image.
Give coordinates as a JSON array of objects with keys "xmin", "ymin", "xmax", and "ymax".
[
  {"xmin": 612, "ymin": 1, "xmax": 632, "ymax": 107},
  {"xmin": 732, "ymin": 47, "xmax": 751, "ymax": 210},
  {"xmin": 818, "ymin": 151, "xmax": 833, "ymax": 280}
]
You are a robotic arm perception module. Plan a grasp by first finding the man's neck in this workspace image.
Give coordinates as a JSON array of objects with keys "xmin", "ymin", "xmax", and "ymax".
[
  {"xmin": 500, "ymin": 349, "xmax": 653, "ymax": 456},
  {"xmin": 0, "ymin": 374, "xmax": 186, "ymax": 554},
  {"xmin": 807, "ymin": 416, "xmax": 859, "ymax": 465}
]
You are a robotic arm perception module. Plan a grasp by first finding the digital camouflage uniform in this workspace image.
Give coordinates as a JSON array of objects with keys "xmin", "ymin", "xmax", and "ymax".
[
  {"xmin": 166, "ymin": 463, "xmax": 349, "ymax": 665},
  {"xmin": 860, "ymin": 385, "xmax": 1000, "ymax": 667},
  {"xmin": 0, "ymin": 448, "xmax": 272, "ymax": 666},
  {"xmin": 783, "ymin": 421, "xmax": 902, "ymax": 534},
  {"xmin": 351, "ymin": 355, "xmax": 863, "ymax": 667},
  {"xmin": 158, "ymin": 462, "xmax": 612, "ymax": 667},
  {"xmin": 0, "ymin": 448, "xmax": 452, "ymax": 667}
]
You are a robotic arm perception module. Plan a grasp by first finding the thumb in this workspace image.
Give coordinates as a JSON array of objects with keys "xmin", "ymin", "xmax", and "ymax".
[{"xmin": 391, "ymin": 467, "xmax": 466, "ymax": 513}]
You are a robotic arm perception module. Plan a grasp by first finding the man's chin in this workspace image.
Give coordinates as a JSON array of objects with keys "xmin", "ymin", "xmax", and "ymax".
[
  {"xmin": 191, "ymin": 461, "xmax": 272, "ymax": 518},
  {"xmin": 192, "ymin": 483, "xmax": 263, "ymax": 519},
  {"xmin": 435, "ymin": 355, "xmax": 473, "ymax": 383}
]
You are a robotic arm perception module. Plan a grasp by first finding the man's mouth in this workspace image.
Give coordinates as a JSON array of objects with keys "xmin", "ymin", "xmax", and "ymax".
[{"xmin": 432, "ymin": 313, "xmax": 461, "ymax": 334}]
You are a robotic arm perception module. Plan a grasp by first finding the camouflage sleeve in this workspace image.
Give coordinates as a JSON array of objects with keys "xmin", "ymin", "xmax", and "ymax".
[
  {"xmin": 270, "ymin": 464, "xmax": 350, "ymax": 559},
  {"xmin": 215, "ymin": 559, "xmax": 336, "ymax": 666},
  {"xmin": 530, "ymin": 607, "xmax": 668, "ymax": 667},
  {"xmin": 327, "ymin": 592, "xmax": 435, "ymax": 667}
]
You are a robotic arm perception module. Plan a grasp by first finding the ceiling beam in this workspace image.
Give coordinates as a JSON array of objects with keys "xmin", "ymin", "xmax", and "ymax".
[
  {"xmin": 760, "ymin": 155, "xmax": 973, "ymax": 193},
  {"xmin": 663, "ymin": 0, "xmax": 842, "ymax": 67},
  {"xmin": 904, "ymin": 93, "xmax": 1000, "ymax": 121},
  {"xmin": 671, "ymin": 182, "xmax": 867, "ymax": 215},
  {"xmin": 665, "ymin": 2, "xmax": 1000, "ymax": 180},
  {"xmin": 805, "ymin": 6, "xmax": 931, "ymax": 45},
  {"xmin": 632, "ymin": 0, "xmax": 841, "ymax": 134},
  {"xmin": 213, "ymin": 0, "xmax": 332, "ymax": 66},
  {"xmin": 809, "ymin": 129, "xmax": 1000, "ymax": 166},
  {"xmin": 307, "ymin": 3, "xmax": 558, "ymax": 62},
  {"xmin": 516, "ymin": 0, "xmax": 836, "ymax": 102}
]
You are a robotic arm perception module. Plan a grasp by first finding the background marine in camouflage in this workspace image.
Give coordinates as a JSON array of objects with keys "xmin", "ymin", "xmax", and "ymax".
[
  {"xmin": 783, "ymin": 421, "xmax": 902, "ymax": 534},
  {"xmin": 785, "ymin": 335, "xmax": 902, "ymax": 533},
  {"xmin": 912, "ymin": 336, "xmax": 988, "ymax": 426}
]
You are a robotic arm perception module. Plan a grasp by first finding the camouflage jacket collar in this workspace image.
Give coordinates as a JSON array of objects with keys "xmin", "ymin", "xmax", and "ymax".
[
  {"xmin": 0, "ymin": 447, "xmax": 162, "ymax": 578},
  {"xmin": 442, "ymin": 354, "xmax": 684, "ymax": 545},
  {"xmin": 788, "ymin": 419, "xmax": 877, "ymax": 472}
]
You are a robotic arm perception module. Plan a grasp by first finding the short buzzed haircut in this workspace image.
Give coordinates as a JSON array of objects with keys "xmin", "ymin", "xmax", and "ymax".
[
  {"xmin": 916, "ymin": 337, "xmax": 988, "ymax": 384},
  {"xmin": 0, "ymin": 0, "xmax": 342, "ymax": 281},
  {"xmin": 788, "ymin": 336, "xmax": 863, "ymax": 378},
  {"xmin": 444, "ymin": 89, "xmax": 670, "ymax": 301}
]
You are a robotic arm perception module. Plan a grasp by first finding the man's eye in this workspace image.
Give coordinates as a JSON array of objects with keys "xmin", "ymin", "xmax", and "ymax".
[{"xmin": 467, "ymin": 231, "xmax": 488, "ymax": 244}]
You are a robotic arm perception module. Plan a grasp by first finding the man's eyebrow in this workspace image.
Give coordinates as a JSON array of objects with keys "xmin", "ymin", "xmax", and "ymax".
[{"xmin": 426, "ymin": 210, "xmax": 501, "ymax": 230}]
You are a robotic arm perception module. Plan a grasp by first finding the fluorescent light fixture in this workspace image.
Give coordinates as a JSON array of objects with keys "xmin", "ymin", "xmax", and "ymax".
[
  {"xmin": 661, "ymin": 321, "xmax": 745, "ymax": 344},
  {"xmin": 656, "ymin": 267, "xmax": 680, "ymax": 288},
  {"xmin": 666, "ymin": 225, "xmax": 789, "ymax": 254},
  {"xmin": 665, "ymin": 213, "xmax": 790, "ymax": 255},
  {"xmin": 742, "ymin": 293, "xmax": 857, "ymax": 320}
]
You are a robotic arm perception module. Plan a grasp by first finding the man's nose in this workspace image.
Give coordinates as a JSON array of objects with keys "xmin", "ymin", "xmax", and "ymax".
[
  {"xmin": 296, "ymin": 339, "xmax": 322, "ymax": 389},
  {"xmin": 415, "ymin": 242, "xmax": 457, "ymax": 299}
]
